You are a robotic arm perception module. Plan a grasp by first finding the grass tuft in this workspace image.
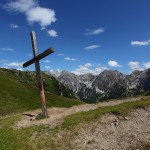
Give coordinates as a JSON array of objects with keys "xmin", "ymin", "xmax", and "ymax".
[{"xmin": 35, "ymin": 114, "xmax": 49, "ymax": 120}]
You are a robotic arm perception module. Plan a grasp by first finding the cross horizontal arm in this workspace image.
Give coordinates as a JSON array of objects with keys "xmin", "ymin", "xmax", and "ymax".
[{"xmin": 23, "ymin": 47, "xmax": 54, "ymax": 68}]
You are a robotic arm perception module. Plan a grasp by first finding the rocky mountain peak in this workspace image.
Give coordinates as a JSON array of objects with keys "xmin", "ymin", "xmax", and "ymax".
[
  {"xmin": 92, "ymin": 70, "xmax": 126, "ymax": 90},
  {"xmin": 46, "ymin": 68, "xmax": 150, "ymax": 102}
]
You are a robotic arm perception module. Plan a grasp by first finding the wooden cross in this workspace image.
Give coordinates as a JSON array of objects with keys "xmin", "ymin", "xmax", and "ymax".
[{"xmin": 23, "ymin": 31, "xmax": 54, "ymax": 117}]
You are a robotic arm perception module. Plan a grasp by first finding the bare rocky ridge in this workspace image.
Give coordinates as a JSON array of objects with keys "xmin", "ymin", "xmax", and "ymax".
[
  {"xmin": 46, "ymin": 70, "xmax": 96, "ymax": 100},
  {"xmin": 46, "ymin": 68, "xmax": 150, "ymax": 102}
]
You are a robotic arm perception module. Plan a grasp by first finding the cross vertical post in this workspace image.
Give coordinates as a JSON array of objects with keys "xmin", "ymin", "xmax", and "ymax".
[
  {"xmin": 31, "ymin": 31, "xmax": 48, "ymax": 117},
  {"xmin": 23, "ymin": 31, "xmax": 54, "ymax": 117}
]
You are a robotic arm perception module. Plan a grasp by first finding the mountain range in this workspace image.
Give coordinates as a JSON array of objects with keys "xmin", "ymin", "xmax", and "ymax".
[
  {"xmin": 1, "ymin": 67, "xmax": 150, "ymax": 109},
  {"xmin": 46, "ymin": 69, "xmax": 150, "ymax": 102}
]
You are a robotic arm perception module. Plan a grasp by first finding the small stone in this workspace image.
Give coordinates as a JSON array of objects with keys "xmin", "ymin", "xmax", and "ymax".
[
  {"xmin": 111, "ymin": 123, "xmax": 114, "ymax": 126},
  {"xmin": 115, "ymin": 121, "xmax": 119, "ymax": 126},
  {"xmin": 118, "ymin": 116, "xmax": 123, "ymax": 119},
  {"xmin": 124, "ymin": 117, "xmax": 130, "ymax": 120}
]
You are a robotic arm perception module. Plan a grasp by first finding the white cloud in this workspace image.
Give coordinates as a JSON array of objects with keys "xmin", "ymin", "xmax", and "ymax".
[
  {"xmin": 1, "ymin": 48, "xmax": 14, "ymax": 51},
  {"xmin": 144, "ymin": 62, "xmax": 150, "ymax": 69},
  {"xmin": 47, "ymin": 29, "xmax": 58, "ymax": 37},
  {"xmin": 85, "ymin": 28, "xmax": 104, "ymax": 35},
  {"xmin": 128, "ymin": 61, "xmax": 143, "ymax": 71},
  {"xmin": 58, "ymin": 53, "xmax": 64, "ymax": 56},
  {"xmin": 10, "ymin": 24, "xmax": 19, "ymax": 28},
  {"xmin": 4, "ymin": 0, "xmax": 37, "ymax": 13},
  {"xmin": 128, "ymin": 61, "xmax": 150, "ymax": 71},
  {"xmin": 84, "ymin": 63, "xmax": 92, "ymax": 68},
  {"xmin": 44, "ymin": 59, "xmax": 50, "ymax": 63},
  {"xmin": 5, "ymin": 62, "xmax": 23, "ymax": 67},
  {"xmin": 45, "ymin": 66, "xmax": 50, "ymax": 69},
  {"xmin": 4, "ymin": 0, "xmax": 56, "ymax": 29},
  {"xmin": 72, "ymin": 63, "xmax": 108, "ymax": 75},
  {"xmin": 84, "ymin": 45, "xmax": 101, "ymax": 50},
  {"xmin": 17, "ymin": 67, "xmax": 23, "ymax": 71},
  {"xmin": 131, "ymin": 40, "xmax": 150, "ymax": 46},
  {"xmin": 2, "ymin": 66, "xmax": 9, "ymax": 69},
  {"xmin": 64, "ymin": 57, "xmax": 78, "ymax": 61},
  {"xmin": 108, "ymin": 60, "xmax": 121, "ymax": 67},
  {"xmin": 26, "ymin": 7, "xmax": 56, "ymax": 29},
  {"xmin": 92, "ymin": 66, "xmax": 108, "ymax": 75},
  {"xmin": 50, "ymin": 69, "xmax": 61, "ymax": 72}
]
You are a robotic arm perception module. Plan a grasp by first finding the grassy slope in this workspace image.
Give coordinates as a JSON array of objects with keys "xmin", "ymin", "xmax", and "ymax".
[
  {"xmin": 0, "ymin": 68, "xmax": 76, "ymax": 98},
  {"xmin": 0, "ymin": 97, "xmax": 149, "ymax": 150},
  {"xmin": 0, "ymin": 68, "xmax": 83, "ymax": 116}
]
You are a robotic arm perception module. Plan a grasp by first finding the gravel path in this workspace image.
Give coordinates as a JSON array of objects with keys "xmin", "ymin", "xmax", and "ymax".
[{"xmin": 14, "ymin": 96, "xmax": 143, "ymax": 128}]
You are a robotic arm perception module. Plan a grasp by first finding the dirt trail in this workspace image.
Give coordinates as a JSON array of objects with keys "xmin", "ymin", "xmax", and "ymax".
[{"xmin": 14, "ymin": 96, "xmax": 143, "ymax": 129}]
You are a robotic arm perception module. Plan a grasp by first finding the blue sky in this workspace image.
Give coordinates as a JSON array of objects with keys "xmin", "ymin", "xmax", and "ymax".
[{"xmin": 0, "ymin": 0, "xmax": 150, "ymax": 75}]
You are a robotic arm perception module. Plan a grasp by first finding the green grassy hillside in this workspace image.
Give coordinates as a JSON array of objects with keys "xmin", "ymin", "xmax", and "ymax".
[
  {"xmin": 1, "ymin": 68, "xmax": 75, "ymax": 98},
  {"xmin": 0, "ymin": 68, "xmax": 83, "ymax": 116}
]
